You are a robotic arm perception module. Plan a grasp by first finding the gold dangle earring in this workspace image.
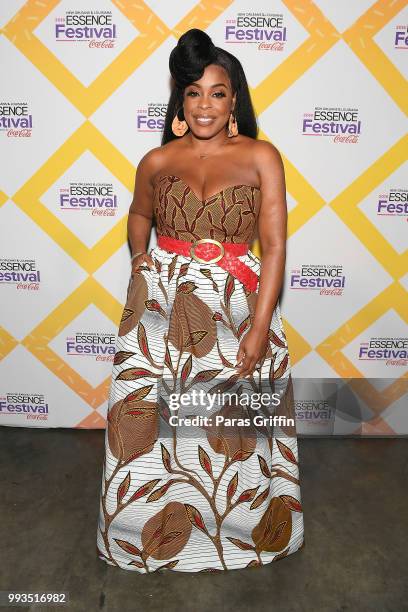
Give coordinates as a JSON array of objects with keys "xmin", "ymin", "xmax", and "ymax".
[
  {"xmin": 171, "ymin": 106, "xmax": 188, "ymax": 137},
  {"xmin": 227, "ymin": 110, "xmax": 238, "ymax": 137}
]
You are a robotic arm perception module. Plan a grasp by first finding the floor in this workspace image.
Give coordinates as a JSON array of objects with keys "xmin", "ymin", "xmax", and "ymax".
[{"xmin": 0, "ymin": 427, "xmax": 407, "ymax": 612}]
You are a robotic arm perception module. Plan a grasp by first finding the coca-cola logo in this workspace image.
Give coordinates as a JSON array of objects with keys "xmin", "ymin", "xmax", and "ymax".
[{"xmin": 89, "ymin": 39, "xmax": 114, "ymax": 48}]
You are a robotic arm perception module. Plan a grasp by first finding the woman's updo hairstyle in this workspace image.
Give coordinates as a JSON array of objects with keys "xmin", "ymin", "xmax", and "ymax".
[{"xmin": 161, "ymin": 28, "xmax": 258, "ymax": 144}]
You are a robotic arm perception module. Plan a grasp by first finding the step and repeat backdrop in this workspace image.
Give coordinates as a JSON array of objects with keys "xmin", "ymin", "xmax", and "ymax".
[{"xmin": 0, "ymin": 1, "xmax": 407, "ymax": 435}]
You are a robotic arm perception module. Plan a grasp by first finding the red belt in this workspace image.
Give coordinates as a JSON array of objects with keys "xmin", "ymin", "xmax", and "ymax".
[{"xmin": 157, "ymin": 235, "xmax": 259, "ymax": 293}]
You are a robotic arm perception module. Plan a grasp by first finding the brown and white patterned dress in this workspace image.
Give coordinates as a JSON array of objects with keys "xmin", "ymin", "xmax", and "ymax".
[{"xmin": 96, "ymin": 175, "xmax": 305, "ymax": 573}]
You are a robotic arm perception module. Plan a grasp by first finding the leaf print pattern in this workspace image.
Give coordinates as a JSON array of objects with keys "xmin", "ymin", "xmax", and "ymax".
[{"xmin": 96, "ymin": 182, "xmax": 304, "ymax": 573}]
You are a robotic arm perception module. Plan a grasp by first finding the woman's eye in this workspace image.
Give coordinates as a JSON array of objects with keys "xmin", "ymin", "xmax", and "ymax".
[{"xmin": 186, "ymin": 91, "xmax": 226, "ymax": 97}]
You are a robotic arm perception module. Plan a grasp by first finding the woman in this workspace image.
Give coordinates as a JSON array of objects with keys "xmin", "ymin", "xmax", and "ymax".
[{"xmin": 96, "ymin": 28, "xmax": 304, "ymax": 574}]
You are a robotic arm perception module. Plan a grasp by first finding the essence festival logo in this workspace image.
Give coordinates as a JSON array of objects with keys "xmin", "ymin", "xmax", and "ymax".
[
  {"xmin": 66, "ymin": 332, "xmax": 116, "ymax": 362},
  {"xmin": 0, "ymin": 102, "xmax": 33, "ymax": 138},
  {"xmin": 395, "ymin": 25, "xmax": 408, "ymax": 49},
  {"xmin": 302, "ymin": 107, "xmax": 361, "ymax": 143},
  {"xmin": 136, "ymin": 103, "xmax": 167, "ymax": 133},
  {"xmin": 59, "ymin": 182, "xmax": 118, "ymax": 216},
  {"xmin": 55, "ymin": 9, "xmax": 117, "ymax": 48},
  {"xmin": 359, "ymin": 337, "xmax": 408, "ymax": 367},
  {"xmin": 0, "ymin": 393, "xmax": 49, "ymax": 421},
  {"xmin": 0, "ymin": 259, "xmax": 40, "ymax": 291},
  {"xmin": 295, "ymin": 400, "xmax": 334, "ymax": 424},
  {"xmin": 290, "ymin": 264, "xmax": 345, "ymax": 296},
  {"xmin": 377, "ymin": 188, "xmax": 408, "ymax": 221},
  {"xmin": 225, "ymin": 12, "xmax": 286, "ymax": 51}
]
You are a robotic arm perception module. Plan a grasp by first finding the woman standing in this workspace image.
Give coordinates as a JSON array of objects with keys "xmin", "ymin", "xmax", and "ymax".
[{"xmin": 96, "ymin": 28, "xmax": 304, "ymax": 573}]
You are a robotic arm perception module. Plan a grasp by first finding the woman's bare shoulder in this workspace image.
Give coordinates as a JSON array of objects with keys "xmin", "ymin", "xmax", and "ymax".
[
  {"xmin": 137, "ymin": 141, "xmax": 181, "ymax": 184},
  {"xmin": 234, "ymin": 135, "xmax": 281, "ymax": 160},
  {"xmin": 251, "ymin": 140, "xmax": 286, "ymax": 195},
  {"xmin": 137, "ymin": 145, "xmax": 163, "ymax": 171},
  {"xmin": 252, "ymin": 139, "xmax": 283, "ymax": 164}
]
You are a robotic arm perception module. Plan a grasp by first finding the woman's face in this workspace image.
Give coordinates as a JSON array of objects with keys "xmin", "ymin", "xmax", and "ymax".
[{"xmin": 182, "ymin": 64, "xmax": 236, "ymax": 138}]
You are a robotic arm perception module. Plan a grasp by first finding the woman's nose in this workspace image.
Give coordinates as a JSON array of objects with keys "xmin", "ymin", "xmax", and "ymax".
[{"xmin": 198, "ymin": 96, "xmax": 212, "ymax": 109}]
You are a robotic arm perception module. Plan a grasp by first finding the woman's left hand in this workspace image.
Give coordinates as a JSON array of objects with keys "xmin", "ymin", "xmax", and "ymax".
[{"xmin": 235, "ymin": 327, "xmax": 269, "ymax": 378}]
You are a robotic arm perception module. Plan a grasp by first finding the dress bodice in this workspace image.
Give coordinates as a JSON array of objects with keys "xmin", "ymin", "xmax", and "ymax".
[{"xmin": 153, "ymin": 175, "xmax": 261, "ymax": 243}]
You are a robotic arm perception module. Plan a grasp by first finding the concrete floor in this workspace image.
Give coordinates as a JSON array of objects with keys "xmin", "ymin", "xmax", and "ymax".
[{"xmin": 0, "ymin": 427, "xmax": 407, "ymax": 612}]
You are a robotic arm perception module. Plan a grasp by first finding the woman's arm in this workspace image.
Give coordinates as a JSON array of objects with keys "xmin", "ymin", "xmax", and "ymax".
[
  {"xmin": 127, "ymin": 149, "xmax": 160, "ymax": 269},
  {"xmin": 235, "ymin": 141, "xmax": 288, "ymax": 377},
  {"xmin": 252, "ymin": 141, "xmax": 287, "ymax": 333}
]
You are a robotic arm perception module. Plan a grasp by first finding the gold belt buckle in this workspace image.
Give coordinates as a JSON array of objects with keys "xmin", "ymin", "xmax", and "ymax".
[{"xmin": 190, "ymin": 238, "xmax": 225, "ymax": 264}]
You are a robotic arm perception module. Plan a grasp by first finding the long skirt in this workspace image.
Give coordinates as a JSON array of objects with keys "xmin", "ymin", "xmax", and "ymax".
[{"xmin": 96, "ymin": 245, "xmax": 305, "ymax": 573}]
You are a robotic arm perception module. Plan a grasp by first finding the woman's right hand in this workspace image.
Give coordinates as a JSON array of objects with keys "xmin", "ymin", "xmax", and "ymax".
[{"xmin": 131, "ymin": 252, "xmax": 155, "ymax": 276}]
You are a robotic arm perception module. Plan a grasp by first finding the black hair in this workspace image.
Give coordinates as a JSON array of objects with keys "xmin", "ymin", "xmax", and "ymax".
[{"xmin": 161, "ymin": 28, "xmax": 258, "ymax": 145}]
